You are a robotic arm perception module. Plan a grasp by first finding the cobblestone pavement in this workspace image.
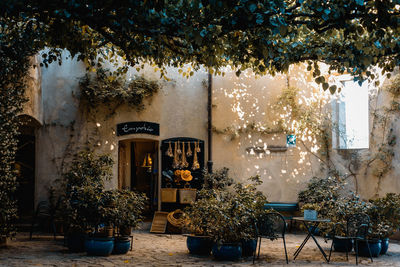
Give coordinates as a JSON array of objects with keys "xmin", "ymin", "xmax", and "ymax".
[{"xmin": 0, "ymin": 231, "xmax": 399, "ymax": 266}]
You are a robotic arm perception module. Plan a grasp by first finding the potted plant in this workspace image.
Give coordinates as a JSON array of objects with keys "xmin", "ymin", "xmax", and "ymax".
[
  {"xmin": 233, "ymin": 176, "xmax": 266, "ymax": 257},
  {"xmin": 183, "ymin": 189, "xmax": 216, "ymax": 255},
  {"xmin": 58, "ymin": 151, "xmax": 114, "ymax": 254},
  {"xmin": 298, "ymin": 175, "xmax": 344, "ymax": 237},
  {"xmin": 298, "ymin": 177, "xmax": 376, "ymax": 254},
  {"xmin": 325, "ymin": 194, "xmax": 371, "ymax": 253},
  {"xmin": 183, "ymin": 168, "xmax": 235, "ymax": 255},
  {"xmin": 80, "ymin": 188, "xmax": 116, "ymax": 256},
  {"xmin": 112, "ymin": 189, "xmax": 147, "ymax": 255},
  {"xmin": 367, "ymin": 193, "xmax": 400, "ymax": 255},
  {"xmin": 298, "ymin": 176, "xmax": 343, "ymax": 216},
  {"xmin": 203, "ymin": 177, "xmax": 266, "ymax": 260},
  {"xmin": 205, "ymin": 189, "xmax": 244, "ymax": 260}
]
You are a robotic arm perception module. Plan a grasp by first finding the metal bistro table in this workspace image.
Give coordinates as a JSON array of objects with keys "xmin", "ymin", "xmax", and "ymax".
[{"xmin": 292, "ymin": 217, "xmax": 331, "ymax": 262}]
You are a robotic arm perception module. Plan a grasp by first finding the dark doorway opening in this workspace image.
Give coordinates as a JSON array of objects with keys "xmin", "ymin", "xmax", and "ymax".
[
  {"xmin": 15, "ymin": 132, "xmax": 35, "ymax": 223},
  {"xmin": 130, "ymin": 140, "xmax": 158, "ymax": 220}
]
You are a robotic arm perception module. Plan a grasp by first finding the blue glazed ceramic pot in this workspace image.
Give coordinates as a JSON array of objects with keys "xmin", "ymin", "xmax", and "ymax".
[
  {"xmin": 85, "ymin": 237, "xmax": 114, "ymax": 256},
  {"xmin": 357, "ymin": 239, "xmax": 381, "ymax": 257},
  {"xmin": 112, "ymin": 237, "xmax": 131, "ymax": 255},
  {"xmin": 380, "ymin": 238, "xmax": 389, "ymax": 255},
  {"xmin": 333, "ymin": 239, "xmax": 353, "ymax": 252},
  {"xmin": 186, "ymin": 235, "xmax": 213, "ymax": 255},
  {"xmin": 212, "ymin": 243, "xmax": 242, "ymax": 261},
  {"xmin": 241, "ymin": 239, "xmax": 257, "ymax": 257}
]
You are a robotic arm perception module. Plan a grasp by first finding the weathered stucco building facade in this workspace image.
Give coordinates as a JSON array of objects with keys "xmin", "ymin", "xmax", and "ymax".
[{"xmin": 18, "ymin": 53, "xmax": 400, "ymax": 218}]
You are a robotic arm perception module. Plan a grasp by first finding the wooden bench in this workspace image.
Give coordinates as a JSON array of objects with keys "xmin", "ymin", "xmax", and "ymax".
[{"xmin": 264, "ymin": 202, "xmax": 299, "ymax": 231}]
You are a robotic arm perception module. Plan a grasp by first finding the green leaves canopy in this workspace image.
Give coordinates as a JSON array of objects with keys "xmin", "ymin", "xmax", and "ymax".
[{"xmin": 2, "ymin": 0, "xmax": 400, "ymax": 79}]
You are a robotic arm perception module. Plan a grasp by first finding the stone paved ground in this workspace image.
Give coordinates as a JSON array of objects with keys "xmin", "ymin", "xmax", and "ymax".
[{"xmin": 0, "ymin": 231, "xmax": 399, "ymax": 266}]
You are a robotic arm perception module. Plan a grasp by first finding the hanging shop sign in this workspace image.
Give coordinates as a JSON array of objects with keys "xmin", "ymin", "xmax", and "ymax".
[{"xmin": 117, "ymin": 121, "xmax": 160, "ymax": 136}]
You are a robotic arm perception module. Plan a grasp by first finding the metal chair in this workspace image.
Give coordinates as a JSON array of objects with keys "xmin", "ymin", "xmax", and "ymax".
[
  {"xmin": 253, "ymin": 211, "xmax": 289, "ymax": 264},
  {"xmin": 328, "ymin": 213, "xmax": 373, "ymax": 265},
  {"xmin": 30, "ymin": 201, "xmax": 57, "ymax": 240}
]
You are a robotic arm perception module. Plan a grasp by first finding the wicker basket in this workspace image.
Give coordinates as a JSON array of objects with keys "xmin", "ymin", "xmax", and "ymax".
[
  {"xmin": 167, "ymin": 209, "xmax": 185, "ymax": 234},
  {"xmin": 161, "ymin": 188, "xmax": 177, "ymax": 203},
  {"xmin": 178, "ymin": 188, "xmax": 197, "ymax": 204}
]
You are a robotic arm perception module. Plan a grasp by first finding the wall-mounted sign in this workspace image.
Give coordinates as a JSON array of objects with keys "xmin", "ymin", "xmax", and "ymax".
[
  {"xmin": 117, "ymin": 121, "xmax": 160, "ymax": 136},
  {"xmin": 286, "ymin": 134, "xmax": 296, "ymax": 147}
]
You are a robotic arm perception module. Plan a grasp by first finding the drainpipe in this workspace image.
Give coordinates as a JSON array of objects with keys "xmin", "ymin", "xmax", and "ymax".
[{"xmin": 207, "ymin": 72, "xmax": 213, "ymax": 173}]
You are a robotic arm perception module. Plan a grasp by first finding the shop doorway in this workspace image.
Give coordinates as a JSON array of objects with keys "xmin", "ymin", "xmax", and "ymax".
[{"xmin": 118, "ymin": 139, "xmax": 159, "ymax": 219}]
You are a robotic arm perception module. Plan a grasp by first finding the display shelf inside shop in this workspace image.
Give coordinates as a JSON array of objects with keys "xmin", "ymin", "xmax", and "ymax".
[{"xmin": 160, "ymin": 137, "xmax": 205, "ymax": 211}]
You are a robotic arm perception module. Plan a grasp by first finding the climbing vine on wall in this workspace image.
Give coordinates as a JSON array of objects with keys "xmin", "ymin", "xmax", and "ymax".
[
  {"xmin": 0, "ymin": 19, "xmax": 39, "ymax": 237},
  {"xmin": 80, "ymin": 68, "xmax": 160, "ymax": 113},
  {"xmin": 364, "ymin": 76, "xmax": 400, "ymax": 196}
]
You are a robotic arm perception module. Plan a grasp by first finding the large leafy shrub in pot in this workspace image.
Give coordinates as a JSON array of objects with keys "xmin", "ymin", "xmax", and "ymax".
[
  {"xmin": 208, "ymin": 183, "xmax": 266, "ymax": 244},
  {"xmin": 325, "ymin": 193, "xmax": 372, "ymax": 237},
  {"xmin": 185, "ymin": 173, "xmax": 266, "ymax": 244},
  {"xmin": 184, "ymin": 168, "xmax": 235, "ymax": 236},
  {"xmin": 298, "ymin": 176, "xmax": 400, "ymax": 242},
  {"xmin": 59, "ymin": 151, "xmax": 113, "ymax": 233},
  {"xmin": 368, "ymin": 193, "xmax": 400, "ymax": 239},
  {"xmin": 298, "ymin": 176, "xmax": 377, "ymax": 238},
  {"xmin": 59, "ymin": 150, "xmax": 147, "ymax": 237},
  {"xmin": 298, "ymin": 176, "xmax": 344, "ymax": 219}
]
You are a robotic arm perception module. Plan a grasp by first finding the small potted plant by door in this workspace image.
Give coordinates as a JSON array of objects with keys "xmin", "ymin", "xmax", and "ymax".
[{"xmin": 113, "ymin": 190, "xmax": 147, "ymax": 255}]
